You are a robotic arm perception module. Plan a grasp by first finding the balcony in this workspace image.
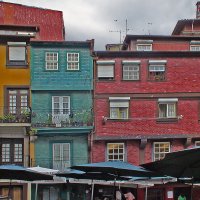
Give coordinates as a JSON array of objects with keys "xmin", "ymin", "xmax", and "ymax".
[
  {"xmin": 0, "ymin": 107, "xmax": 31, "ymax": 126},
  {"xmin": 31, "ymin": 109, "xmax": 93, "ymax": 128}
]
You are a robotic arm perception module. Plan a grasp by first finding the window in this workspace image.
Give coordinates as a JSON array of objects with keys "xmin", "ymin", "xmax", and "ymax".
[
  {"xmin": 153, "ymin": 142, "xmax": 170, "ymax": 161},
  {"xmin": 158, "ymin": 98, "xmax": 178, "ymax": 119},
  {"xmin": 107, "ymin": 143, "xmax": 125, "ymax": 161},
  {"xmin": 53, "ymin": 143, "xmax": 70, "ymax": 170},
  {"xmin": 190, "ymin": 45, "xmax": 200, "ymax": 51},
  {"xmin": 195, "ymin": 141, "xmax": 200, "ymax": 146},
  {"xmin": 136, "ymin": 39, "xmax": 153, "ymax": 51},
  {"xmin": 109, "ymin": 97, "xmax": 130, "ymax": 119},
  {"xmin": 137, "ymin": 44, "xmax": 152, "ymax": 51},
  {"xmin": 148, "ymin": 60, "xmax": 167, "ymax": 81},
  {"xmin": 190, "ymin": 40, "xmax": 200, "ymax": 51},
  {"xmin": 45, "ymin": 52, "xmax": 58, "ymax": 70},
  {"xmin": 97, "ymin": 60, "xmax": 115, "ymax": 80},
  {"xmin": 7, "ymin": 89, "xmax": 29, "ymax": 114},
  {"xmin": 122, "ymin": 60, "xmax": 140, "ymax": 80},
  {"xmin": 7, "ymin": 42, "xmax": 27, "ymax": 66},
  {"xmin": 52, "ymin": 96, "xmax": 70, "ymax": 124},
  {"xmin": 67, "ymin": 53, "xmax": 79, "ymax": 70},
  {"xmin": 0, "ymin": 139, "xmax": 23, "ymax": 165}
]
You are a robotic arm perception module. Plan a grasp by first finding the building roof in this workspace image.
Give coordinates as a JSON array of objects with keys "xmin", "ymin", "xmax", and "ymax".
[
  {"xmin": 31, "ymin": 39, "xmax": 95, "ymax": 51},
  {"xmin": 0, "ymin": 2, "xmax": 65, "ymax": 41},
  {"xmin": 172, "ymin": 19, "xmax": 200, "ymax": 35},
  {"xmin": 122, "ymin": 34, "xmax": 200, "ymax": 49},
  {"xmin": 94, "ymin": 51, "xmax": 200, "ymax": 58}
]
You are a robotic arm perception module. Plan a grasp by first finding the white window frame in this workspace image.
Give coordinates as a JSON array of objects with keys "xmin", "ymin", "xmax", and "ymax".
[
  {"xmin": 158, "ymin": 98, "xmax": 178, "ymax": 119},
  {"xmin": 107, "ymin": 143, "xmax": 125, "ymax": 161},
  {"xmin": 148, "ymin": 60, "xmax": 167, "ymax": 81},
  {"xmin": 109, "ymin": 97, "xmax": 130, "ymax": 120},
  {"xmin": 136, "ymin": 44, "xmax": 152, "ymax": 51},
  {"xmin": 97, "ymin": 60, "xmax": 115, "ymax": 80},
  {"xmin": 53, "ymin": 143, "xmax": 70, "ymax": 170},
  {"xmin": 190, "ymin": 45, "xmax": 200, "ymax": 51},
  {"xmin": 45, "ymin": 52, "xmax": 58, "ymax": 70},
  {"xmin": 67, "ymin": 52, "xmax": 79, "ymax": 70},
  {"xmin": 153, "ymin": 142, "xmax": 170, "ymax": 161},
  {"xmin": 52, "ymin": 96, "xmax": 70, "ymax": 124},
  {"xmin": 122, "ymin": 60, "xmax": 140, "ymax": 80}
]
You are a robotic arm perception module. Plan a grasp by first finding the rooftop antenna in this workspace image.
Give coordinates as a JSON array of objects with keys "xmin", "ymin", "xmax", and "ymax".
[{"xmin": 148, "ymin": 22, "xmax": 152, "ymax": 35}]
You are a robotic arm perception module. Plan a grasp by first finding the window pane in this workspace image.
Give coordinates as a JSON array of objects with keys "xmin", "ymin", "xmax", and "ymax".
[
  {"xmin": 107, "ymin": 143, "xmax": 124, "ymax": 161},
  {"xmin": 154, "ymin": 142, "xmax": 170, "ymax": 161},
  {"xmin": 123, "ymin": 65, "xmax": 139, "ymax": 80}
]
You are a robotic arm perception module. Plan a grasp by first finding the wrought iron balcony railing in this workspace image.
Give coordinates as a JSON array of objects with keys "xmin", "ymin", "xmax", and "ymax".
[
  {"xmin": 31, "ymin": 109, "xmax": 93, "ymax": 128},
  {"xmin": 0, "ymin": 107, "xmax": 31, "ymax": 124}
]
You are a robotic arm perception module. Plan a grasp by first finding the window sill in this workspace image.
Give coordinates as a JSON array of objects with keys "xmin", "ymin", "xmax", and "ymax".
[
  {"xmin": 107, "ymin": 118, "xmax": 131, "ymax": 122},
  {"xmin": 156, "ymin": 118, "xmax": 178, "ymax": 123},
  {"xmin": 6, "ymin": 63, "xmax": 28, "ymax": 68},
  {"xmin": 121, "ymin": 79, "xmax": 140, "ymax": 82},
  {"xmin": 97, "ymin": 79, "xmax": 115, "ymax": 82}
]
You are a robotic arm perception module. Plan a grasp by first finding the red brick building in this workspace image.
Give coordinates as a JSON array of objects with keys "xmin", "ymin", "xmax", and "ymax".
[
  {"xmin": 0, "ymin": 2, "xmax": 65, "ymax": 41},
  {"xmin": 91, "ymin": 2, "xmax": 200, "ymax": 200}
]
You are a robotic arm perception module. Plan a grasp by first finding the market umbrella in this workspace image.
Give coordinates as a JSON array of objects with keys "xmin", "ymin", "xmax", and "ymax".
[
  {"xmin": 71, "ymin": 161, "xmax": 155, "ymax": 200},
  {"xmin": 0, "ymin": 164, "xmax": 53, "ymax": 200},
  {"xmin": 71, "ymin": 161, "xmax": 154, "ymax": 177},
  {"xmin": 0, "ymin": 164, "xmax": 53, "ymax": 181},
  {"xmin": 142, "ymin": 147, "xmax": 200, "ymax": 200},
  {"xmin": 142, "ymin": 147, "xmax": 200, "ymax": 179}
]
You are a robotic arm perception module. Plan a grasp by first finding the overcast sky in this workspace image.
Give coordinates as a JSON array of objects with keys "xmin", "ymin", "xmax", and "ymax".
[{"xmin": 4, "ymin": 0, "xmax": 199, "ymax": 50}]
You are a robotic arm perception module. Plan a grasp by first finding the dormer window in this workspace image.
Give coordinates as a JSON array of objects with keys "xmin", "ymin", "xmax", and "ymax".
[{"xmin": 136, "ymin": 40, "xmax": 153, "ymax": 51}]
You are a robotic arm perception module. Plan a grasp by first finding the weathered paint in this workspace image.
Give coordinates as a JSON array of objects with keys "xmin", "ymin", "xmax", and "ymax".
[{"xmin": 0, "ymin": 2, "xmax": 64, "ymax": 41}]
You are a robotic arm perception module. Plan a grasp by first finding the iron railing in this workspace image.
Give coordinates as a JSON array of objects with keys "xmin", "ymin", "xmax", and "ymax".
[{"xmin": 0, "ymin": 107, "xmax": 31, "ymax": 123}]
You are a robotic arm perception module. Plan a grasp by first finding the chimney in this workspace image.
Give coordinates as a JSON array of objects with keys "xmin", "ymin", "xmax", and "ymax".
[{"xmin": 196, "ymin": 1, "xmax": 200, "ymax": 19}]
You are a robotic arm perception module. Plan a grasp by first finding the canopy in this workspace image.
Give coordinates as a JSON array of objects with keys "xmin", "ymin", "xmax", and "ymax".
[
  {"xmin": 0, "ymin": 164, "xmax": 53, "ymax": 181},
  {"xmin": 142, "ymin": 147, "xmax": 200, "ymax": 179},
  {"xmin": 28, "ymin": 166, "xmax": 59, "ymax": 175},
  {"xmin": 71, "ymin": 161, "xmax": 154, "ymax": 177}
]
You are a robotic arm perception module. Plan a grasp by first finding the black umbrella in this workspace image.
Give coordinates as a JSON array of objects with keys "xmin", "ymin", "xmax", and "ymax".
[
  {"xmin": 142, "ymin": 147, "xmax": 200, "ymax": 200},
  {"xmin": 71, "ymin": 161, "xmax": 154, "ymax": 177},
  {"xmin": 142, "ymin": 147, "xmax": 200, "ymax": 179},
  {"xmin": 0, "ymin": 164, "xmax": 53, "ymax": 181}
]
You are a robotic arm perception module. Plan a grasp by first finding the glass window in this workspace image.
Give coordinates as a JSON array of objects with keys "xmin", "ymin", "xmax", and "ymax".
[
  {"xmin": 67, "ymin": 53, "xmax": 79, "ymax": 70},
  {"xmin": 0, "ymin": 139, "xmax": 23, "ymax": 165},
  {"xmin": 123, "ymin": 64, "xmax": 139, "ymax": 80},
  {"xmin": 52, "ymin": 96, "xmax": 70, "ymax": 124},
  {"xmin": 45, "ymin": 52, "xmax": 58, "ymax": 70},
  {"xmin": 159, "ymin": 103, "xmax": 176, "ymax": 118},
  {"xmin": 107, "ymin": 143, "xmax": 125, "ymax": 161},
  {"xmin": 148, "ymin": 65, "xmax": 165, "ymax": 81},
  {"xmin": 153, "ymin": 142, "xmax": 170, "ymax": 161},
  {"xmin": 109, "ymin": 99, "xmax": 129, "ymax": 119},
  {"xmin": 53, "ymin": 143, "xmax": 70, "ymax": 170},
  {"xmin": 190, "ymin": 45, "xmax": 200, "ymax": 51},
  {"xmin": 8, "ymin": 89, "xmax": 29, "ymax": 114},
  {"xmin": 137, "ymin": 44, "xmax": 152, "ymax": 51}
]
